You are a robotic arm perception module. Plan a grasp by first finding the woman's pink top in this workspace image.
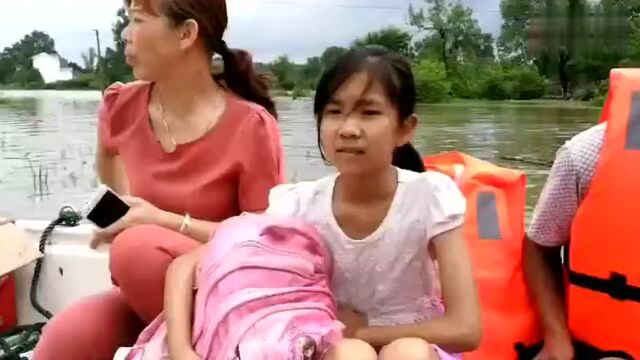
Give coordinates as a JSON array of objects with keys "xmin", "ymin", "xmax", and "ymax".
[{"xmin": 98, "ymin": 81, "xmax": 285, "ymax": 222}]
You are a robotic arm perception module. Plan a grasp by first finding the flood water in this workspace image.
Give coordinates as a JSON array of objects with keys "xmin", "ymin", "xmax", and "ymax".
[{"xmin": 0, "ymin": 90, "xmax": 601, "ymax": 221}]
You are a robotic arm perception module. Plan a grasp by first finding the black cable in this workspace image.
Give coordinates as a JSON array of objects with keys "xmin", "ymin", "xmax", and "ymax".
[{"xmin": 29, "ymin": 205, "xmax": 82, "ymax": 320}]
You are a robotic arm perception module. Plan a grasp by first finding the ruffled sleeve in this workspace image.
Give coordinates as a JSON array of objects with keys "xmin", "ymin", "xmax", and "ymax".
[
  {"xmin": 97, "ymin": 82, "xmax": 124, "ymax": 156},
  {"xmin": 419, "ymin": 171, "xmax": 467, "ymax": 240},
  {"xmin": 265, "ymin": 183, "xmax": 301, "ymax": 217},
  {"xmin": 265, "ymin": 178, "xmax": 328, "ymax": 220},
  {"xmin": 238, "ymin": 108, "xmax": 286, "ymax": 212}
]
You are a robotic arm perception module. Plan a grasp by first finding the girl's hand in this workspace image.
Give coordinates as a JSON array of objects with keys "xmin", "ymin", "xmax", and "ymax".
[
  {"xmin": 337, "ymin": 306, "xmax": 368, "ymax": 338},
  {"xmin": 90, "ymin": 196, "xmax": 168, "ymax": 249}
]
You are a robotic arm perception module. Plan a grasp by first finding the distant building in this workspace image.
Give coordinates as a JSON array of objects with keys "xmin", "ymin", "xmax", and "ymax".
[{"xmin": 31, "ymin": 52, "xmax": 74, "ymax": 84}]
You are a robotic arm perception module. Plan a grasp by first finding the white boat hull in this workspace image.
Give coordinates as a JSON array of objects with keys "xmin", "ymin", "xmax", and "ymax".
[{"xmin": 13, "ymin": 220, "xmax": 112, "ymax": 325}]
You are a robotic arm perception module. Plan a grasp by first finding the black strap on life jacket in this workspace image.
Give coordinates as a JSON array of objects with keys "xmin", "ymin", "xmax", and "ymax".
[
  {"xmin": 567, "ymin": 269, "xmax": 640, "ymax": 302},
  {"xmin": 564, "ymin": 242, "xmax": 640, "ymax": 302},
  {"xmin": 515, "ymin": 340, "xmax": 635, "ymax": 360},
  {"xmin": 573, "ymin": 341, "xmax": 634, "ymax": 360},
  {"xmin": 515, "ymin": 341, "xmax": 544, "ymax": 360}
]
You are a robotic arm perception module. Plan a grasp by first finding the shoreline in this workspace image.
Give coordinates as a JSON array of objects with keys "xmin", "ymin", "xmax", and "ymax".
[{"xmin": 0, "ymin": 90, "xmax": 601, "ymax": 108}]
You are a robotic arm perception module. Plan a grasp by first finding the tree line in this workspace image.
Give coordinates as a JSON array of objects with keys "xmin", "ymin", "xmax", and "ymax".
[
  {"xmin": 267, "ymin": 0, "xmax": 640, "ymax": 103},
  {"xmin": 1, "ymin": 0, "xmax": 638, "ymax": 104},
  {"xmin": 0, "ymin": 8, "xmax": 131, "ymax": 91}
]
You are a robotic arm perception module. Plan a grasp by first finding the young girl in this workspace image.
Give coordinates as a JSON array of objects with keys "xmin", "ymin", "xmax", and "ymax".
[{"xmin": 164, "ymin": 47, "xmax": 481, "ymax": 360}]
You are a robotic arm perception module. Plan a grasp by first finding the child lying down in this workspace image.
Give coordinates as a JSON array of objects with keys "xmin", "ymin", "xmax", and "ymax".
[{"xmin": 123, "ymin": 213, "xmax": 343, "ymax": 360}]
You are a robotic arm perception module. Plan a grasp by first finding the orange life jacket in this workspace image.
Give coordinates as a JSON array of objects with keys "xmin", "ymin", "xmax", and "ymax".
[
  {"xmin": 567, "ymin": 68, "xmax": 640, "ymax": 358},
  {"xmin": 598, "ymin": 71, "xmax": 620, "ymax": 124},
  {"xmin": 424, "ymin": 152, "xmax": 542, "ymax": 360}
]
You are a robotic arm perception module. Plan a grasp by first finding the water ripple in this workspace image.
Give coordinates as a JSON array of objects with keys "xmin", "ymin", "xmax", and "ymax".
[{"xmin": 0, "ymin": 92, "xmax": 599, "ymax": 220}]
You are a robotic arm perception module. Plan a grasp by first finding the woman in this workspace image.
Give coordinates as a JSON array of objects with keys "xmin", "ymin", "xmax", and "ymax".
[{"xmin": 33, "ymin": 0, "xmax": 284, "ymax": 359}]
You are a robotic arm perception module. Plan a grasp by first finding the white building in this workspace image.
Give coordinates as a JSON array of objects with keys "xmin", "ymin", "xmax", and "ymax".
[{"xmin": 31, "ymin": 52, "xmax": 73, "ymax": 84}]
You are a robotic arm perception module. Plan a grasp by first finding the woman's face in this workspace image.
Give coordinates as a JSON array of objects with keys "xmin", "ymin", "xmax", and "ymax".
[{"xmin": 123, "ymin": 0, "xmax": 187, "ymax": 81}]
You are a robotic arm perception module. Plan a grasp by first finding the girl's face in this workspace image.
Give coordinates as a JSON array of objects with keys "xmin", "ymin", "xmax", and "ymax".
[
  {"xmin": 320, "ymin": 72, "xmax": 416, "ymax": 176},
  {"xmin": 123, "ymin": 0, "xmax": 192, "ymax": 81}
]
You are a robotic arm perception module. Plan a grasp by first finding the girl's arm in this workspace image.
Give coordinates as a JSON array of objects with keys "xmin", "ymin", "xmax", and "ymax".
[
  {"xmin": 165, "ymin": 246, "xmax": 207, "ymax": 358},
  {"xmin": 355, "ymin": 226, "xmax": 482, "ymax": 353}
]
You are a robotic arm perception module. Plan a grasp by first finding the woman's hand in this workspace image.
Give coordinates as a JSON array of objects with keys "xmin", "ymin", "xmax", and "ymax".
[
  {"xmin": 90, "ymin": 196, "xmax": 168, "ymax": 249},
  {"xmin": 338, "ymin": 306, "xmax": 368, "ymax": 338}
]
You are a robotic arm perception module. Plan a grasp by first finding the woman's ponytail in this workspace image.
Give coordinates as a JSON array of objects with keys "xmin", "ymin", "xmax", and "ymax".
[
  {"xmin": 392, "ymin": 143, "xmax": 425, "ymax": 173},
  {"xmin": 217, "ymin": 41, "xmax": 277, "ymax": 118}
]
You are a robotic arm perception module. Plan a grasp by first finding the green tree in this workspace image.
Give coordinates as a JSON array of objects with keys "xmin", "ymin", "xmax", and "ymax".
[
  {"xmin": 269, "ymin": 55, "xmax": 298, "ymax": 91},
  {"xmin": 409, "ymin": 0, "xmax": 450, "ymax": 72},
  {"xmin": 449, "ymin": 63, "xmax": 491, "ymax": 98},
  {"xmin": 476, "ymin": 66, "xmax": 540, "ymax": 100},
  {"xmin": 445, "ymin": 4, "xmax": 495, "ymax": 63},
  {"xmin": 0, "ymin": 57, "xmax": 13, "ymax": 84},
  {"xmin": 413, "ymin": 59, "xmax": 450, "ymax": 102},
  {"xmin": 598, "ymin": 0, "xmax": 638, "ymax": 62},
  {"xmin": 352, "ymin": 27, "xmax": 414, "ymax": 58},
  {"xmin": 2, "ymin": 31, "xmax": 56, "ymax": 65},
  {"xmin": 10, "ymin": 63, "xmax": 45, "ymax": 89},
  {"xmin": 497, "ymin": 0, "xmax": 541, "ymax": 63},
  {"xmin": 0, "ymin": 31, "xmax": 56, "ymax": 86},
  {"xmin": 320, "ymin": 46, "xmax": 349, "ymax": 69},
  {"xmin": 102, "ymin": 7, "xmax": 133, "ymax": 85},
  {"xmin": 500, "ymin": 0, "xmax": 632, "ymax": 97},
  {"xmin": 630, "ymin": 17, "xmax": 640, "ymax": 61},
  {"xmin": 410, "ymin": 0, "xmax": 495, "ymax": 74},
  {"xmin": 300, "ymin": 56, "xmax": 323, "ymax": 89}
]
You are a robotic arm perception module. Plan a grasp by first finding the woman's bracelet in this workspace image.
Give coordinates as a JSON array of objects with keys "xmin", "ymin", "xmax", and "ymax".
[{"xmin": 179, "ymin": 213, "xmax": 191, "ymax": 234}]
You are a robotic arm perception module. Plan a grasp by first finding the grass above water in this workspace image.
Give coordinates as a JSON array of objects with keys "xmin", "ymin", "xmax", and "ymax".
[
  {"xmin": 0, "ymin": 97, "xmax": 38, "ymax": 110},
  {"xmin": 426, "ymin": 98, "xmax": 602, "ymax": 109},
  {"xmin": 1, "ymin": 91, "xmax": 599, "ymax": 112},
  {"xmin": 269, "ymin": 95, "xmax": 603, "ymax": 109}
]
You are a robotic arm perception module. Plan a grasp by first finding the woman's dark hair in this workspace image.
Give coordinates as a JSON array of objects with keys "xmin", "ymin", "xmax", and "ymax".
[
  {"xmin": 125, "ymin": 0, "xmax": 277, "ymax": 118},
  {"xmin": 313, "ymin": 46, "xmax": 425, "ymax": 172}
]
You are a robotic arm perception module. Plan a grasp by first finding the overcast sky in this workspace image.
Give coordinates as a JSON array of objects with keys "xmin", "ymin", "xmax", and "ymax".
[{"xmin": 0, "ymin": 0, "xmax": 502, "ymax": 64}]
